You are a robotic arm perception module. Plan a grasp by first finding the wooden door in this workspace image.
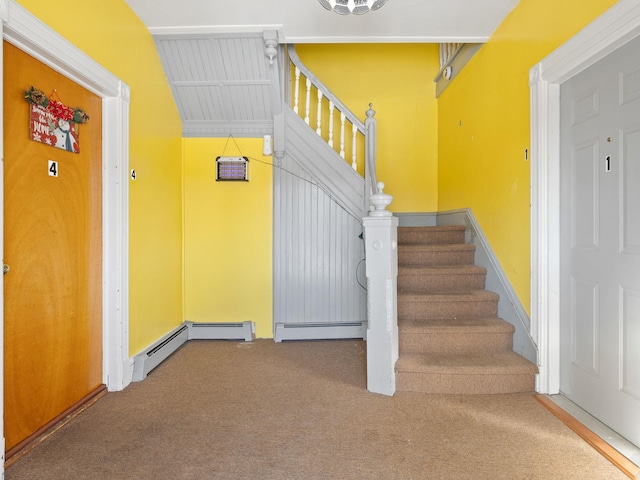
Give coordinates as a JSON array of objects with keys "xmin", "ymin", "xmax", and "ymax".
[
  {"xmin": 3, "ymin": 41, "xmax": 103, "ymax": 452},
  {"xmin": 560, "ymin": 35, "xmax": 640, "ymax": 447}
]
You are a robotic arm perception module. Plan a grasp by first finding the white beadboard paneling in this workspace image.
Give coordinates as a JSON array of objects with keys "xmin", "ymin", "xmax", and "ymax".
[
  {"xmin": 273, "ymin": 110, "xmax": 366, "ymax": 333},
  {"xmin": 153, "ymin": 31, "xmax": 281, "ymax": 137}
]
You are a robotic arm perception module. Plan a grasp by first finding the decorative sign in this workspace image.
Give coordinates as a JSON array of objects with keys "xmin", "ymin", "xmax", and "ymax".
[
  {"xmin": 30, "ymin": 104, "xmax": 80, "ymax": 153},
  {"xmin": 24, "ymin": 86, "xmax": 89, "ymax": 154}
]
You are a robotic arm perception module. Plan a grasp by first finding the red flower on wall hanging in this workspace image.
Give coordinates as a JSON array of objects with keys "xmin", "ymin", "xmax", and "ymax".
[{"xmin": 24, "ymin": 86, "xmax": 89, "ymax": 154}]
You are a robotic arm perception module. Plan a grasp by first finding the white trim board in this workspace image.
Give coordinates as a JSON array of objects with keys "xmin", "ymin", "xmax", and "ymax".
[
  {"xmin": 1, "ymin": 0, "xmax": 131, "ymax": 441},
  {"xmin": 529, "ymin": 0, "xmax": 640, "ymax": 394}
]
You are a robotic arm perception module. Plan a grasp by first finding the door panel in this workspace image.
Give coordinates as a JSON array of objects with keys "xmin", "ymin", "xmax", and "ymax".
[
  {"xmin": 622, "ymin": 126, "xmax": 640, "ymax": 252},
  {"xmin": 621, "ymin": 288, "xmax": 640, "ymax": 400},
  {"xmin": 560, "ymin": 35, "xmax": 640, "ymax": 448},
  {"xmin": 3, "ymin": 42, "xmax": 103, "ymax": 451}
]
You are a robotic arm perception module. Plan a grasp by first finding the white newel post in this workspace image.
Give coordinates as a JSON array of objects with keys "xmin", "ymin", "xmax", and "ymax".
[{"xmin": 364, "ymin": 183, "xmax": 398, "ymax": 396}]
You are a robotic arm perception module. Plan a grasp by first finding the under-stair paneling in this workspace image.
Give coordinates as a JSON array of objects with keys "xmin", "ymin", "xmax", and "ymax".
[{"xmin": 273, "ymin": 111, "xmax": 366, "ymax": 334}]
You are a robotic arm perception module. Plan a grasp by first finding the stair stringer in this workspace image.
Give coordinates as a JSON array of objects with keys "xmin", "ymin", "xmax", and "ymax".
[
  {"xmin": 395, "ymin": 210, "xmax": 538, "ymax": 366},
  {"xmin": 283, "ymin": 108, "xmax": 365, "ymax": 218},
  {"xmin": 272, "ymin": 107, "xmax": 367, "ymax": 339}
]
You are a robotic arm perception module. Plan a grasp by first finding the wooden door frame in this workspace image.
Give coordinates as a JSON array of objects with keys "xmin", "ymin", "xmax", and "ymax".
[
  {"xmin": 530, "ymin": 0, "xmax": 640, "ymax": 394},
  {"xmin": 0, "ymin": 0, "xmax": 131, "ymax": 463}
]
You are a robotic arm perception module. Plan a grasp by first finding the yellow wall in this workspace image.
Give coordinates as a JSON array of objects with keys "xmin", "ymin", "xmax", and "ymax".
[
  {"xmin": 295, "ymin": 44, "xmax": 440, "ymax": 212},
  {"xmin": 13, "ymin": 0, "xmax": 622, "ymax": 351},
  {"xmin": 183, "ymin": 138, "xmax": 273, "ymax": 338},
  {"xmin": 15, "ymin": 0, "xmax": 184, "ymax": 354},
  {"xmin": 438, "ymin": 0, "xmax": 618, "ymax": 314}
]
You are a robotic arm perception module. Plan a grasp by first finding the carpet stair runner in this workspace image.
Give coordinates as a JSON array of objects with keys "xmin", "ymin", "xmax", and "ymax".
[{"xmin": 395, "ymin": 225, "xmax": 538, "ymax": 394}]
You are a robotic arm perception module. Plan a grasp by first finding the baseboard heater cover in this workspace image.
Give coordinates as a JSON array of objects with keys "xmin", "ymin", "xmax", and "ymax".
[
  {"xmin": 186, "ymin": 321, "xmax": 255, "ymax": 341},
  {"xmin": 132, "ymin": 324, "xmax": 190, "ymax": 382},
  {"xmin": 274, "ymin": 322, "xmax": 367, "ymax": 343},
  {"xmin": 132, "ymin": 321, "xmax": 255, "ymax": 382}
]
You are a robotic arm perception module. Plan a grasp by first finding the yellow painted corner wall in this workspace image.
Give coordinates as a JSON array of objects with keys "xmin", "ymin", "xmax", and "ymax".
[
  {"xmin": 183, "ymin": 138, "xmax": 273, "ymax": 338},
  {"xmin": 295, "ymin": 44, "xmax": 440, "ymax": 212},
  {"xmin": 15, "ymin": 0, "xmax": 184, "ymax": 355},
  {"xmin": 438, "ymin": 0, "xmax": 618, "ymax": 315}
]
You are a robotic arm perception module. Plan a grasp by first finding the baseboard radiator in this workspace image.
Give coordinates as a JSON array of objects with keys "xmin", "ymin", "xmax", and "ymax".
[
  {"xmin": 132, "ymin": 321, "xmax": 255, "ymax": 382},
  {"xmin": 274, "ymin": 322, "xmax": 367, "ymax": 343}
]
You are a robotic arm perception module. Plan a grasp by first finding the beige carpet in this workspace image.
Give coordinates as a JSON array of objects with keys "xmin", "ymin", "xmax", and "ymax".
[{"xmin": 5, "ymin": 339, "xmax": 629, "ymax": 479}]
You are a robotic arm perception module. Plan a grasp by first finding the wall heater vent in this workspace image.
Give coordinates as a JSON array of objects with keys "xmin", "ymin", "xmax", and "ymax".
[
  {"xmin": 274, "ymin": 322, "xmax": 367, "ymax": 343},
  {"xmin": 132, "ymin": 321, "xmax": 255, "ymax": 382}
]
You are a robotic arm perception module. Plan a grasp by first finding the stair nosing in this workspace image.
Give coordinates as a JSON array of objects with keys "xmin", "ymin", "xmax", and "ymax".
[
  {"xmin": 398, "ymin": 265, "xmax": 487, "ymax": 274},
  {"xmin": 396, "ymin": 352, "xmax": 538, "ymax": 375},
  {"xmin": 398, "ymin": 243, "xmax": 475, "ymax": 250},
  {"xmin": 398, "ymin": 290, "xmax": 499, "ymax": 301},
  {"xmin": 398, "ymin": 317, "xmax": 515, "ymax": 333}
]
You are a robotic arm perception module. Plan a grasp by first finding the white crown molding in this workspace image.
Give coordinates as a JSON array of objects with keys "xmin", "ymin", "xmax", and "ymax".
[
  {"xmin": 148, "ymin": 23, "xmax": 490, "ymax": 44},
  {"xmin": 530, "ymin": 0, "xmax": 640, "ymax": 394},
  {"xmin": 284, "ymin": 35, "xmax": 490, "ymax": 44},
  {"xmin": 149, "ymin": 24, "xmax": 283, "ymax": 37}
]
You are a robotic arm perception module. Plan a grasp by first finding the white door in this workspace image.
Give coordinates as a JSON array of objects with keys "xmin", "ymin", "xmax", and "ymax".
[{"xmin": 560, "ymin": 35, "xmax": 640, "ymax": 447}]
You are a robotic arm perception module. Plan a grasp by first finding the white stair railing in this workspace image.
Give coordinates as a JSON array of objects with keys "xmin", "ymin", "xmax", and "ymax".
[{"xmin": 288, "ymin": 46, "xmax": 379, "ymax": 208}]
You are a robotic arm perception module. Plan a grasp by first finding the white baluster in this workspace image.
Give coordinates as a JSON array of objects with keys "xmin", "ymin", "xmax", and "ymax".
[
  {"xmin": 294, "ymin": 67, "xmax": 301, "ymax": 115},
  {"xmin": 316, "ymin": 89, "xmax": 323, "ymax": 136},
  {"xmin": 339, "ymin": 113, "xmax": 346, "ymax": 159},
  {"xmin": 304, "ymin": 78, "xmax": 311, "ymax": 125},
  {"xmin": 351, "ymin": 123, "xmax": 358, "ymax": 170},
  {"xmin": 328, "ymin": 101, "xmax": 335, "ymax": 148}
]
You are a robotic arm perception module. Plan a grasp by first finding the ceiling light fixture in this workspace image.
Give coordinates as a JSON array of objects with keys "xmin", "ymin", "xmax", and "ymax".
[{"xmin": 318, "ymin": 0, "xmax": 388, "ymax": 15}]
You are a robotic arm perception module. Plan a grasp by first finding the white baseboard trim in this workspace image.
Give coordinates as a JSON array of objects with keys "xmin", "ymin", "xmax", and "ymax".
[
  {"xmin": 132, "ymin": 321, "xmax": 255, "ymax": 382},
  {"xmin": 274, "ymin": 322, "xmax": 367, "ymax": 343}
]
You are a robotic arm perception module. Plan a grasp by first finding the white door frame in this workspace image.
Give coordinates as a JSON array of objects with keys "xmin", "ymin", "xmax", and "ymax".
[
  {"xmin": 0, "ymin": 0, "xmax": 131, "ymax": 469},
  {"xmin": 530, "ymin": 0, "xmax": 640, "ymax": 394}
]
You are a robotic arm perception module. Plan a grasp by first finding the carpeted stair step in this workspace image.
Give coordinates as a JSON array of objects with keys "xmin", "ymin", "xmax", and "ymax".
[
  {"xmin": 398, "ymin": 243, "xmax": 476, "ymax": 267},
  {"xmin": 394, "ymin": 224, "xmax": 537, "ymax": 395},
  {"xmin": 398, "ymin": 317, "xmax": 515, "ymax": 355},
  {"xmin": 398, "ymin": 265, "xmax": 487, "ymax": 294},
  {"xmin": 395, "ymin": 352, "xmax": 538, "ymax": 394},
  {"xmin": 397, "ymin": 225, "xmax": 466, "ymax": 246},
  {"xmin": 398, "ymin": 290, "xmax": 499, "ymax": 320}
]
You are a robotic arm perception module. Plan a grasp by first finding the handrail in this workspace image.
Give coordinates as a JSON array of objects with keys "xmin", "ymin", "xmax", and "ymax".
[
  {"xmin": 287, "ymin": 45, "xmax": 378, "ymax": 208},
  {"xmin": 364, "ymin": 103, "xmax": 378, "ymax": 213}
]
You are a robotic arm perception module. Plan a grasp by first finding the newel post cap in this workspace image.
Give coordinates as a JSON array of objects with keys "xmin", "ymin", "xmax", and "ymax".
[{"xmin": 369, "ymin": 182, "xmax": 393, "ymax": 216}]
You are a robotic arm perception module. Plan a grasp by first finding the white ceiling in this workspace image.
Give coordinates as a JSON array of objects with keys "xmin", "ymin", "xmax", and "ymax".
[{"xmin": 124, "ymin": 0, "xmax": 521, "ymax": 43}]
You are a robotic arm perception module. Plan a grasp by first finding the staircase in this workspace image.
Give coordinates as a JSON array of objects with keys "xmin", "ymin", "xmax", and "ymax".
[{"xmin": 395, "ymin": 225, "xmax": 537, "ymax": 394}]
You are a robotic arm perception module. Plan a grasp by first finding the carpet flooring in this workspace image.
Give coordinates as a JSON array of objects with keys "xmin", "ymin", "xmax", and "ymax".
[{"xmin": 5, "ymin": 339, "xmax": 629, "ymax": 479}]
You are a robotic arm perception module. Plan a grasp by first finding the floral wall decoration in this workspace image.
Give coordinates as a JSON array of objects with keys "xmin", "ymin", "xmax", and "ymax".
[{"xmin": 24, "ymin": 87, "xmax": 89, "ymax": 154}]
